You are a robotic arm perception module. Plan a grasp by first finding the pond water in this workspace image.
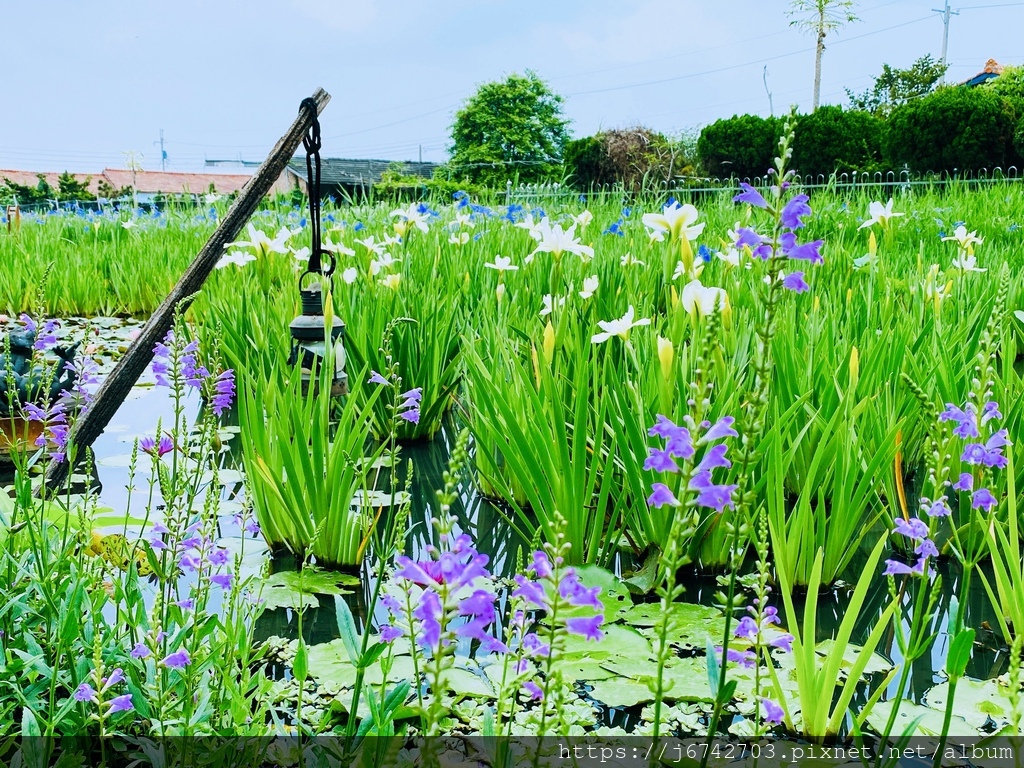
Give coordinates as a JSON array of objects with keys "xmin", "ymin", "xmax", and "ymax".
[{"xmin": 1, "ymin": 340, "xmax": 1013, "ymax": 731}]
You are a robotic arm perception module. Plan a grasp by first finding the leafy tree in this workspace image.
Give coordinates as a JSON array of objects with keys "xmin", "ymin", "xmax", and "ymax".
[
  {"xmin": 1, "ymin": 174, "xmax": 54, "ymax": 205},
  {"xmin": 884, "ymin": 86, "xmax": 1017, "ymax": 173},
  {"xmin": 792, "ymin": 106, "xmax": 883, "ymax": 176},
  {"xmin": 564, "ymin": 136, "xmax": 615, "ymax": 189},
  {"xmin": 846, "ymin": 55, "xmax": 948, "ymax": 117},
  {"xmin": 696, "ymin": 115, "xmax": 784, "ymax": 179},
  {"xmin": 449, "ymin": 71, "xmax": 570, "ymax": 186},
  {"xmin": 788, "ymin": 0, "xmax": 859, "ymax": 111},
  {"xmin": 56, "ymin": 172, "xmax": 95, "ymax": 202}
]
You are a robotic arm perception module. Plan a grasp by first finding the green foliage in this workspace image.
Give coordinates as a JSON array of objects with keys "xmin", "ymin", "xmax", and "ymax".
[
  {"xmin": 1016, "ymin": 114, "xmax": 1024, "ymax": 161},
  {"xmin": 449, "ymin": 71, "xmax": 570, "ymax": 186},
  {"xmin": 884, "ymin": 86, "xmax": 1018, "ymax": 173},
  {"xmin": 1, "ymin": 174, "xmax": 55, "ymax": 205},
  {"xmin": 791, "ymin": 106, "xmax": 883, "ymax": 177},
  {"xmin": 696, "ymin": 114, "xmax": 783, "ymax": 179},
  {"xmin": 56, "ymin": 172, "xmax": 95, "ymax": 202},
  {"xmin": 564, "ymin": 136, "xmax": 614, "ymax": 189},
  {"xmin": 846, "ymin": 55, "xmax": 948, "ymax": 117}
]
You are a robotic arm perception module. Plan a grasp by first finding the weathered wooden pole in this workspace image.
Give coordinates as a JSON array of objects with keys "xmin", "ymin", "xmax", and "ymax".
[{"xmin": 40, "ymin": 88, "xmax": 332, "ymax": 494}]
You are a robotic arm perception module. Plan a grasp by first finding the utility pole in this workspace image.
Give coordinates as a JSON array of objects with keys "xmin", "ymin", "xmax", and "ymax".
[
  {"xmin": 418, "ymin": 144, "xmax": 422, "ymax": 163},
  {"xmin": 155, "ymin": 129, "xmax": 167, "ymax": 171},
  {"xmin": 932, "ymin": 1, "xmax": 959, "ymax": 79}
]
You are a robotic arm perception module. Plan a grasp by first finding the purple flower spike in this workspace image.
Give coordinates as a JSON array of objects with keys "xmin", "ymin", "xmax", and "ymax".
[
  {"xmin": 530, "ymin": 551, "xmax": 553, "ymax": 579},
  {"xmin": 107, "ymin": 694, "xmax": 134, "ymax": 714},
  {"xmin": 923, "ymin": 499, "xmax": 951, "ymax": 518},
  {"xmin": 972, "ymin": 488, "xmax": 998, "ymax": 513},
  {"xmin": 769, "ymin": 633, "xmax": 794, "ymax": 653},
  {"xmin": 786, "ymin": 239, "xmax": 824, "ymax": 264},
  {"xmin": 512, "ymin": 575, "xmax": 546, "ymax": 609},
  {"xmin": 211, "ymin": 369, "xmax": 235, "ymax": 416},
  {"xmin": 566, "ymin": 615, "xmax": 605, "ymax": 641},
  {"xmin": 700, "ymin": 416, "xmax": 738, "ymax": 443},
  {"xmin": 368, "ymin": 370, "xmax": 390, "ymax": 386},
  {"xmin": 781, "ymin": 272, "xmax": 810, "ymax": 293},
  {"xmin": 74, "ymin": 683, "xmax": 98, "ymax": 703},
  {"xmin": 644, "ymin": 447, "xmax": 679, "ymax": 473},
  {"xmin": 379, "ymin": 625, "xmax": 402, "ymax": 643},
  {"xmin": 162, "ymin": 649, "xmax": 191, "ymax": 669},
  {"xmin": 761, "ymin": 697, "xmax": 785, "ymax": 725},
  {"xmin": 733, "ymin": 183, "xmax": 769, "ymax": 209},
  {"xmin": 952, "ymin": 473, "xmax": 974, "ymax": 492},
  {"xmin": 647, "ymin": 483, "xmax": 680, "ymax": 509},
  {"xmin": 522, "ymin": 681, "xmax": 544, "ymax": 701},
  {"xmin": 892, "ymin": 517, "xmax": 929, "ymax": 541},
  {"xmin": 130, "ymin": 642, "xmax": 151, "ymax": 659},
  {"xmin": 939, "ymin": 403, "xmax": 979, "ymax": 439},
  {"xmin": 693, "ymin": 443, "xmax": 732, "ymax": 475},
  {"xmin": 689, "ymin": 471, "xmax": 737, "ymax": 513},
  {"xmin": 915, "ymin": 539, "xmax": 939, "ymax": 558},
  {"xmin": 884, "ymin": 559, "xmax": 914, "ymax": 576},
  {"xmin": 780, "ymin": 195, "xmax": 811, "ymax": 229}
]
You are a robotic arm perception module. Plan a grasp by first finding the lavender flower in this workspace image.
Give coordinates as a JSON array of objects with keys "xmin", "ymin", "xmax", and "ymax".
[
  {"xmin": 781, "ymin": 272, "xmax": 810, "ymax": 293},
  {"xmin": 972, "ymin": 488, "xmax": 998, "ymax": 512},
  {"xmin": 761, "ymin": 697, "xmax": 785, "ymax": 725},
  {"xmin": 733, "ymin": 183, "xmax": 769, "ymax": 209},
  {"xmin": 892, "ymin": 517, "xmax": 929, "ymax": 541},
  {"xmin": 161, "ymin": 649, "xmax": 191, "ymax": 669},
  {"xmin": 107, "ymin": 694, "xmax": 134, "ymax": 714},
  {"xmin": 210, "ymin": 369, "xmax": 235, "ymax": 416},
  {"xmin": 368, "ymin": 370, "xmax": 390, "ymax": 386},
  {"xmin": 397, "ymin": 387, "xmax": 422, "ymax": 425},
  {"xmin": 130, "ymin": 642, "xmax": 151, "ymax": 659},
  {"xmin": 140, "ymin": 435, "xmax": 174, "ymax": 457},
  {"xmin": 780, "ymin": 195, "xmax": 811, "ymax": 230},
  {"xmin": 647, "ymin": 483, "xmax": 680, "ymax": 509},
  {"xmin": 522, "ymin": 681, "xmax": 544, "ymax": 701},
  {"xmin": 74, "ymin": 683, "xmax": 98, "ymax": 703},
  {"xmin": 939, "ymin": 403, "xmax": 979, "ymax": 439}
]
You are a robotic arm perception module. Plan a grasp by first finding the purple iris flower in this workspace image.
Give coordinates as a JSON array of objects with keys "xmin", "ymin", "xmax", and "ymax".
[{"xmin": 733, "ymin": 182, "xmax": 769, "ymax": 209}]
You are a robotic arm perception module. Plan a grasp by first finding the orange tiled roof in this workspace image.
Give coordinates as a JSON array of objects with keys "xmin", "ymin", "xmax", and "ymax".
[
  {"xmin": 0, "ymin": 169, "xmax": 100, "ymax": 195},
  {"xmin": 98, "ymin": 169, "xmax": 251, "ymax": 195}
]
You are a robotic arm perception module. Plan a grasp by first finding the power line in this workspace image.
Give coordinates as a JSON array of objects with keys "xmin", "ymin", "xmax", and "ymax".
[{"xmin": 564, "ymin": 15, "xmax": 934, "ymax": 98}]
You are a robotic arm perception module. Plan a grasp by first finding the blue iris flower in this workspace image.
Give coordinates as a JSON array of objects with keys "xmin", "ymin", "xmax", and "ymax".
[
  {"xmin": 503, "ymin": 203, "xmax": 524, "ymax": 223},
  {"xmin": 354, "ymin": 221, "xmax": 365, "ymax": 232},
  {"xmin": 622, "ymin": 207, "xmax": 632, "ymax": 218},
  {"xmin": 664, "ymin": 197, "xmax": 678, "ymax": 210},
  {"xmin": 470, "ymin": 203, "xmax": 492, "ymax": 217},
  {"xmin": 603, "ymin": 219, "xmax": 624, "ymax": 237},
  {"xmin": 578, "ymin": 194, "xmax": 587, "ymax": 204},
  {"xmin": 698, "ymin": 244, "xmax": 713, "ymax": 262},
  {"xmin": 299, "ymin": 217, "xmax": 307, "ymax": 228},
  {"xmin": 531, "ymin": 207, "xmax": 546, "ymax": 219}
]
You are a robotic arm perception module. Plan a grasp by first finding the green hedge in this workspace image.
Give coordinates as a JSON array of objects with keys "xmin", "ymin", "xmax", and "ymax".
[
  {"xmin": 564, "ymin": 136, "xmax": 614, "ymax": 189},
  {"xmin": 696, "ymin": 114, "xmax": 783, "ymax": 179},
  {"xmin": 883, "ymin": 86, "xmax": 1018, "ymax": 173},
  {"xmin": 791, "ymin": 106, "xmax": 883, "ymax": 178}
]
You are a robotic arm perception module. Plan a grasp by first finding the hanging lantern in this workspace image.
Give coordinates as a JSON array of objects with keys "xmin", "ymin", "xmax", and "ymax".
[
  {"xmin": 287, "ymin": 98, "xmax": 347, "ymax": 397},
  {"xmin": 288, "ymin": 276, "xmax": 347, "ymax": 396}
]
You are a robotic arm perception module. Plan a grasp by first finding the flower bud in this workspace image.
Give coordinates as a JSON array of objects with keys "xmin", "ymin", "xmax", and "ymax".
[{"xmin": 657, "ymin": 337, "xmax": 674, "ymax": 381}]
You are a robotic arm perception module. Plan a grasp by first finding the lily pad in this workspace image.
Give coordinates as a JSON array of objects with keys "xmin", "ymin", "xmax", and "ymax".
[
  {"xmin": 588, "ymin": 678, "xmax": 655, "ymax": 708},
  {"xmin": 815, "ymin": 639, "xmax": 893, "ymax": 678},
  {"xmin": 559, "ymin": 565, "xmax": 632, "ymax": 619},
  {"xmin": 924, "ymin": 678, "xmax": 1014, "ymax": 731},
  {"xmin": 621, "ymin": 602, "xmax": 726, "ymax": 649},
  {"xmin": 258, "ymin": 569, "xmax": 359, "ymax": 611}
]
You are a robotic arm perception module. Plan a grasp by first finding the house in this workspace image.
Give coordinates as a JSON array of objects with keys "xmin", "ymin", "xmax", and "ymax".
[
  {"xmin": 0, "ymin": 169, "xmax": 100, "ymax": 196},
  {"xmin": 962, "ymin": 59, "xmax": 1003, "ymax": 87},
  {"xmin": 281, "ymin": 158, "xmax": 439, "ymax": 200}
]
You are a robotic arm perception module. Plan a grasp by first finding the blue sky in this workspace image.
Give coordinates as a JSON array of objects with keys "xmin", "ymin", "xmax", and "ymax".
[{"xmin": 1, "ymin": 0, "xmax": 1021, "ymax": 173}]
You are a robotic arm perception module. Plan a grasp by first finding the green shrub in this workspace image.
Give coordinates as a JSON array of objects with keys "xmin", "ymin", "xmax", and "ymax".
[
  {"xmin": 791, "ymin": 106, "xmax": 883, "ymax": 178},
  {"xmin": 1016, "ymin": 114, "xmax": 1024, "ymax": 162},
  {"xmin": 884, "ymin": 86, "xmax": 1018, "ymax": 173},
  {"xmin": 564, "ymin": 135, "xmax": 614, "ymax": 189},
  {"xmin": 696, "ymin": 114, "xmax": 783, "ymax": 179}
]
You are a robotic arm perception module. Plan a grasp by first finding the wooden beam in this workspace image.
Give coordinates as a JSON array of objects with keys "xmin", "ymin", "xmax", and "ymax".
[{"xmin": 40, "ymin": 88, "xmax": 332, "ymax": 493}]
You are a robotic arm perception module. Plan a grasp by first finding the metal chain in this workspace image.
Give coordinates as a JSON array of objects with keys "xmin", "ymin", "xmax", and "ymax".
[{"xmin": 300, "ymin": 98, "xmax": 334, "ymax": 277}]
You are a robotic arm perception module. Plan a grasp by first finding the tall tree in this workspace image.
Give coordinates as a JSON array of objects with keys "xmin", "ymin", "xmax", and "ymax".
[
  {"xmin": 449, "ymin": 71, "xmax": 570, "ymax": 186},
  {"xmin": 845, "ymin": 55, "xmax": 948, "ymax": 117},
  {"xmin": 788, "ymin": 0, "xmax": 859, "ymax": 111}
]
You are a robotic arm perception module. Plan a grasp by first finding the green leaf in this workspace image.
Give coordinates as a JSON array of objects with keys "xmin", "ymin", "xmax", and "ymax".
[
  {"xmin": 292, "ymin": 639, "xmax": 309, "ymax": 682},
  {"xmin": 335, "ymin": 596, "xmax": 362, "ymax": 665},
  {"xmin": 946, "ymin": 628, "xmax": 975, "ymax": 680},
  {"xmin": 256, "ymin": 569, "xmax": 357, "ymax": 611}
]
